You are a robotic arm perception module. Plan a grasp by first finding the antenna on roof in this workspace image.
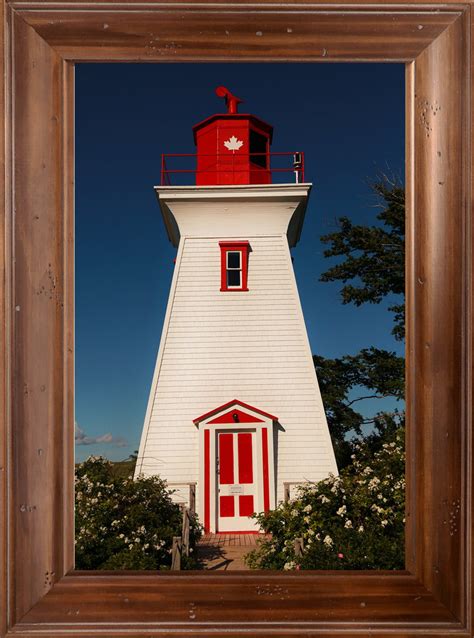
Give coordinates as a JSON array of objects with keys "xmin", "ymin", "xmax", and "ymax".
[{"xmin": 215, "ymin": 86, "xmax": 243, "ymax": 115}]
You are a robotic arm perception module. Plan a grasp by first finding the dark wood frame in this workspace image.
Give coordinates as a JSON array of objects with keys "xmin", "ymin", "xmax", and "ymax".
[{"xmin": 0, "ymin": 1, "xmax": 472, "ymax": 636}]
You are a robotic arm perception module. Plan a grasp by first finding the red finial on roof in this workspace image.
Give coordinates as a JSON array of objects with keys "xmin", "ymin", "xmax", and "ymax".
[{"xmin": 215, "ymin": 86, "xmax": 243, "ymax": 115}]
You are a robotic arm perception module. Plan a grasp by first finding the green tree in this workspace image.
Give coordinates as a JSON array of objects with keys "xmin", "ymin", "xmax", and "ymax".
[
  {"xmin": 314, "ymin": 348, "xmax": 404, "ymax": 467},
  {"xmin": 315, "ymin": 177, "xmax": 406, "ymax": 466},
  {"xmin": 320, "ymin": 177, "xmax": 405, "ymax": 341}
]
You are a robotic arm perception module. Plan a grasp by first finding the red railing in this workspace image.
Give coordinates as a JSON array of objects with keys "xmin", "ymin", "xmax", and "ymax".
[{"xmin": 160, "ymin": 151, "xmax": 305, "ymax": 186}]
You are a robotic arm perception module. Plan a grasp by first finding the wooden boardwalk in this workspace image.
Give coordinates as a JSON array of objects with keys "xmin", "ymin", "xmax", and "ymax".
[{"xmin": 196, "ymin": 533, "xmax": 265, "ymax": 570}]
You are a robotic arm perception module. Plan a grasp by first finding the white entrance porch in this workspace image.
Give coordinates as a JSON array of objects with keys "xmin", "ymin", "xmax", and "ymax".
[{"xmin": 194, "ymin": 399, "xmax": 277, "ymax": 533}]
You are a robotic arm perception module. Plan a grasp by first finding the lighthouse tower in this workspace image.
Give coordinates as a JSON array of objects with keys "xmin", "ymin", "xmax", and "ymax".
[{"xmin": 135, "ymin": 88, "xmax": 338, "ymax": 533}]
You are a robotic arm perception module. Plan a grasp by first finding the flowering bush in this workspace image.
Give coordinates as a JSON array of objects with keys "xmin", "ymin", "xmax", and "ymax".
[
  {"xmin": 75, "ymin": 457, "xmax": 201, "ymax": 570},
  {"xmin": 246, "ymin": 427, "xmax": 405, "ymax": 570}
]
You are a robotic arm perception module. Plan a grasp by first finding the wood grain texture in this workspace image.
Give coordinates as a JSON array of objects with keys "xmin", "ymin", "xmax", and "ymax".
[
  {"xmin": 1, "ymin": 1, "xmax": 472, "ymax": 637},
  {"xmin": 406, "ymin": 13, "xmax": 468, "ymax": 619},
  {"xmin": 0, "ymin": 3, "xmax": 9, "ymax": 637},
  {"xmin": 17, "ymin": 9, "xmax": 461, "ymax": 62},
  {"xmin": 9, "ymin": 8, "xmax": 75, "ymax": 626},
  {"xmin": 17, "ymin": 571, "xmax": 460, "ymax": 627}
]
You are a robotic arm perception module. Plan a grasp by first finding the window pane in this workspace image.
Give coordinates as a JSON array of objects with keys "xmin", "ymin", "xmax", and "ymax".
[
  {"xmin": 249, "ymin": 129, "xmax": 268, "ymax": 168},
  {"xmin": 227, "ymin": 251, "xmax": 241, "ymax": 269},
  {"xmin": 227, "ymin": 270, "xmax": 241, "ymax": 287}
]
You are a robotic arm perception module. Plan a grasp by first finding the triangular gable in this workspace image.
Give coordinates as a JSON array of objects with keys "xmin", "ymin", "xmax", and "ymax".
[
  {"xmin": 193, "ymin": 399, "xmax": 278, "ymax": 425},
  {"xmin": 207, "ymin": 408, "xmax": 264, "ymax": 425}
]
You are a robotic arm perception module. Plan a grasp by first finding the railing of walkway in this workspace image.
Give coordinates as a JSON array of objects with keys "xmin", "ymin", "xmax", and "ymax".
[{"xmin": 170, "ymin": 483, "xmax": 196, "ymax": 571}]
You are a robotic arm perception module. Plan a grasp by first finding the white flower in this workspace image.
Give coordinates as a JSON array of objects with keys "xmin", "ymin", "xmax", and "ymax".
[
  {"xmin": 319, "ymin": 495, "xmax": 330, "ymax": 504},
  {"xmin": 323, "ymin": 535, "xmax": 333, "ymax": 547},
  {"xmin": 283, "ymin": 561, "xmax": 296, "ymax": 571},
  {"xmin": 358, "ymin": 525, "xmax": 364, "ymax": 533},
  {"xmin": 308, "ymin": 528, "xmax": 315, "ymax": 536},
  {"xmin": 368, "ymin": 477, "xmax": 381, "ymax": 491},
  {"xmin": 304, "ymin": 504, "xmax": 312, "ymax": 513},
  {"xmin": 336, "ymin": 505, "xmax": 346, "ymax": 517},
  {"xmin": 344, "ymin": 520, "xmax": 352, "ymax": 528},
  {"xmin": 128, "ymin": 544, "xmax": 133, "ymax": 550},
  {"xmin": 381, "ymin": 520, "xmax": 388, "ymax": 527}
]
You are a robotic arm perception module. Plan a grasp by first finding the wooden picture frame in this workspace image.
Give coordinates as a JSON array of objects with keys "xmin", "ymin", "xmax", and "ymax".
[{"xmin": 0, "ymin": 1, "xmax": 472, "ymax": 635}]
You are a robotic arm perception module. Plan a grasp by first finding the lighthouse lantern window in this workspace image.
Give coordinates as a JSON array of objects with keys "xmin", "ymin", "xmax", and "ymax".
[{"xmin": 249, "ymin": 129, "xmax": 268, "ymax": 169}]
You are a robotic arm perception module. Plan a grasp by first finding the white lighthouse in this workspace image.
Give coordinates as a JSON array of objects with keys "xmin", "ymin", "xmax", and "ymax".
[{"xmin": 135, "ymin": 87, "xmax": 338, "ymax": 533}]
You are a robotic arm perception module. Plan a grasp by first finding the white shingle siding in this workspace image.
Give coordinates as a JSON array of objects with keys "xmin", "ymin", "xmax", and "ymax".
[{"xmin": 135, "ymin": 184, "xmax": 338, "ymax": 521}]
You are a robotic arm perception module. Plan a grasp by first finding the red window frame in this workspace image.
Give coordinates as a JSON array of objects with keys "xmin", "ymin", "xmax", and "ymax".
[{"xmin": 219, "ymin": 241, "xmax": 250, "ymax": 292}]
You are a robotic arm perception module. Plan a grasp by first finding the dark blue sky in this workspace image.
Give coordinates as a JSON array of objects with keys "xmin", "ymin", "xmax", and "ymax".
[{"xmin": 75, "ymin": 63, "xmax": 405, "ymax": 461}]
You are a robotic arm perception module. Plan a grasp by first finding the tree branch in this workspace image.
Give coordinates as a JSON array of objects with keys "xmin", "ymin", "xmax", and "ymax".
[{"xmin": 346, "ymin": 394, "xmax": 393, "ymax": 407}]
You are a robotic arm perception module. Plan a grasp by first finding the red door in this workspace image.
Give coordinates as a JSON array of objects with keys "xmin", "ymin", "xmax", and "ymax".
[{"xmin": 217, "ymin": 431, "xmax": 258, "ymax": 532}]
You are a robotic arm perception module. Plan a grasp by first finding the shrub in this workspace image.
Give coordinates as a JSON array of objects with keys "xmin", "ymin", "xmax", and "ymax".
[
  {"xmin": 246, "ymin": 427, "xmax": 405, "ymax": 570},
  {"xmin": 75, "ymin": 456, "xmax": 201, "ymax": 570}
]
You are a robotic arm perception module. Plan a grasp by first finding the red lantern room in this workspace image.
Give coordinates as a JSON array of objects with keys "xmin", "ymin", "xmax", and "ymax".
[{"xmin": 192, "ymin": 86, "xmax": 273, "ymax": 186}]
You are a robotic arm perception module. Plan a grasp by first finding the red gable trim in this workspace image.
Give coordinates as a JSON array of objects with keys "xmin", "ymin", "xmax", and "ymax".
[
  {"xmin": 207, "ymin": 408, "xmax": 264, "ymax": 425},
  {"xmin": 193, "ymin": 399, "xmax": 278, "ymax": 425},
  {"xmin": 218, "ymin": 241, "xmax": 250, "ymax": 248}
]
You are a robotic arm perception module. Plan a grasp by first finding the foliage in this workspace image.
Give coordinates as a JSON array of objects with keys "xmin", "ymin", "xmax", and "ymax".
[
  {"xmin": 314, "ymin": 348, "xmax": 404, "ymax": 468},
  {"xmin": 75, "ymin": 456, "xmax": 201, "ymax": 570},
  {"xmin": 320, "ymin": 177, "xmax": 405, "ymax": 341},
  {"xmin": 315, "ymin": 177, "xmax": 406, "ymax": 467},
  {"xmin": 108, "ymin": 459, "xmax": 136, "ymax": 480},
  {"xmin": 246, "ymin": 425, "xmax": 405, "ymax": 570}
]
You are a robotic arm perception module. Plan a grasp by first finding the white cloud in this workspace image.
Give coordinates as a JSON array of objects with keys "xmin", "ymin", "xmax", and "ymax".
[{"xmin": 75, "ymin": 422, "xmax": 128, "ymax": 447}]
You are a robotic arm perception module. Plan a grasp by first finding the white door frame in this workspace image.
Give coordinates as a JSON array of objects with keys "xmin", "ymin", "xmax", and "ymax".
[
  {"xmin": 216, "ymin": 429, "xmax": 258, "ymax": 532},
  {"xmin": 196, "ymin": 406, "xmax": 276, "ymax": 534}
]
